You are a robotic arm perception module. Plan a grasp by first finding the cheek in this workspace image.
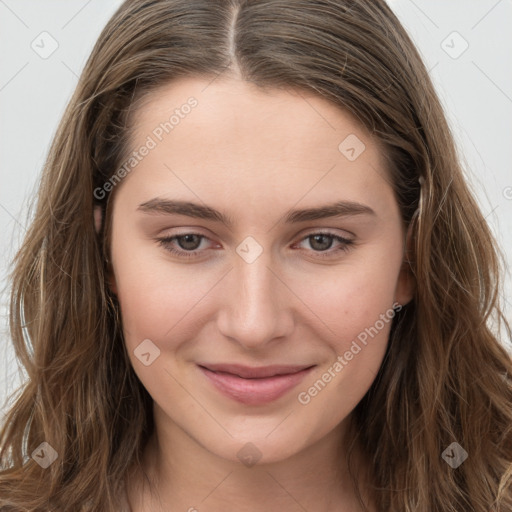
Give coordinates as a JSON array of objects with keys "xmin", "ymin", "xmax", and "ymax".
[
  {"xmin": 292, "ymin": 245, "xmax": 401, "ymax": 341},
  {"xmin": 292, "ymin": 246, "xmax": 401, "ymax": 403},
  {"xmin": 111, "ymin": 247, "xmax": 210, "ymax": 397},
  {"xmin": 295, "ymin": 289, "xmax": 396, "ymax": 417},
  {"xmin": 110, "ymin": 235, "xmax": 201, "ymax": 348}
]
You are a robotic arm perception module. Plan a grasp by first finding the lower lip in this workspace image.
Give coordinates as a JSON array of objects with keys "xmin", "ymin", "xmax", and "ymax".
[{"xmin": 198, "ymin": 366, "xmax": 314, "ymax": 405}]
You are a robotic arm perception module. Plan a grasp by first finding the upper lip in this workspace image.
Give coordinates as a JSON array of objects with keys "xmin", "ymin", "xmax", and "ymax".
[{"xmin": 198, "ymin": 363, "xmax": 315, "ymax": 379}]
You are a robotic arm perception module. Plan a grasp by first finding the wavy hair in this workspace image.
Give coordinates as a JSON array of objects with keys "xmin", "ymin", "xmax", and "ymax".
[{"xmin": 1, "ymin": 0, "xmax": 511, "ymax": 510}]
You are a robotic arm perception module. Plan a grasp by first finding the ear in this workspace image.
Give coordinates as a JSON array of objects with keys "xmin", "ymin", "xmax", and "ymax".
[
  {"xmin": 394, "ymin": 221, "xmax": 416, "ymax": 307},
  {"xmin": 94, "ymin": 205, "xmax": 118, "ymax": 296}
]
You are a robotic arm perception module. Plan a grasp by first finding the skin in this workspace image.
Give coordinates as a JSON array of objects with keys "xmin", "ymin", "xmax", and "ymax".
[{"xmin": 101, "ymin": 76, "xmax": 414, "ymax": 511}]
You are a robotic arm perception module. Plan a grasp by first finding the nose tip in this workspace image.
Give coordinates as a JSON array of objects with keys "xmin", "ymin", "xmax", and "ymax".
[{"xmin": 216, "ymin": 258, "xmax": 294, "ymax": 350}]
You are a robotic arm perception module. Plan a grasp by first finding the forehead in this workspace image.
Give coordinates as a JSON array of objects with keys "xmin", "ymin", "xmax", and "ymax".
[
  {"xmin": 118, "ymin": 77, "xmax": 396, "ymax": 221},
  {"xmin": 131, "ymin": 77, "xmax": 375, "ymax": 152}
]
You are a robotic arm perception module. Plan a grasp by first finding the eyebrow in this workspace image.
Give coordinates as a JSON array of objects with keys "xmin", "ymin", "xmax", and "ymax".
[{"xmin": 137, "ymin": 198, "xmax": 376, "ymax": 226}]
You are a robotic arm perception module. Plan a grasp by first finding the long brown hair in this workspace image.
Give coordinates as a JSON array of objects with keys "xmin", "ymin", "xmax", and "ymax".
[{"xmin": 1, "ymin": 0, "xmax": 511, "ymax": 510}]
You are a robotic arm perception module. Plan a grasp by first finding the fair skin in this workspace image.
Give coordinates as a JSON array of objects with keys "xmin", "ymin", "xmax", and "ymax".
[{"xmin": 102, "ymin": 76, "xmax": 414, "ymax": 511}]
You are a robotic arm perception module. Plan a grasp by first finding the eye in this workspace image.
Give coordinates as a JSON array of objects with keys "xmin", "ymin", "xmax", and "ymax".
[
  {"xmin": 156, "ymin": 233, "xmax": 211, "ymax": 259},
  {"xmin": 155, "ymin": 231, "xmax": 355, "ymax": 260},
  {"xmin": 293, "ymin": 232, "xmax": 354, "ymax": 259}
]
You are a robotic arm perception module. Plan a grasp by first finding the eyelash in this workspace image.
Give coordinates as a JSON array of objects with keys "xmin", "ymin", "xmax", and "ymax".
[{"xmin": 156, "ymin": 231, "xmax": 355, "ymax": 260}]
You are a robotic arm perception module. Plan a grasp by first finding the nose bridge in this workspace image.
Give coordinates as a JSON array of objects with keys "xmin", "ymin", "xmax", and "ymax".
[{"xmin": 217, "ymin": 243, "xmax": 293, "ymax": 348}]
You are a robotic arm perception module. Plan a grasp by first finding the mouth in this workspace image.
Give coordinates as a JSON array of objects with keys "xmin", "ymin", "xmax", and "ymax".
[{"xmin": 197, "ymin": 363, "xmax": 316, "ymax": 405}]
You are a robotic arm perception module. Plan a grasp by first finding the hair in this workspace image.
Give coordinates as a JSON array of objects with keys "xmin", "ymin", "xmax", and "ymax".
[{"xmin": 1, "ymin": 0, "xmax": 511, "ymax": 510}]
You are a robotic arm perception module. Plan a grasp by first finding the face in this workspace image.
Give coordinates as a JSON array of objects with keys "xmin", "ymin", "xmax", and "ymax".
[{"xmin": 106, "ymin": 77, "xmax": 414, "ymax": 465}]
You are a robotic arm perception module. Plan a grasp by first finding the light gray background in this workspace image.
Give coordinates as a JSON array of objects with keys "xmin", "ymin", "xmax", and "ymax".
[{"xmin": 1, "ymin": 0, "xmax": 511, "ymax": 421}]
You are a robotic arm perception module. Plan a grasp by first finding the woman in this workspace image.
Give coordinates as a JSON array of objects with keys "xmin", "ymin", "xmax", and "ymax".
[{"xmin": 1, "ymin": 0, "xmax": 511, "ymax": 510}]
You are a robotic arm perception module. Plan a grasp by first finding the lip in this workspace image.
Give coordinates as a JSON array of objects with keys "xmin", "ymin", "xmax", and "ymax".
[{"xmin": 198, "ymin": 363, "xmax": 315, "ymax": 405}]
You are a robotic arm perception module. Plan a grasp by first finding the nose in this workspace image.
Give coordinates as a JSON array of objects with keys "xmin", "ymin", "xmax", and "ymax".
[{"xmin": 216, "ymin": 249, "xmax": 294, "ymax": 350}]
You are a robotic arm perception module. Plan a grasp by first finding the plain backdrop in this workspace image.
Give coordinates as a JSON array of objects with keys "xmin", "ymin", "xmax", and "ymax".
[{"xmin": 1, "ymin": 0, "xmax": 511, "ymax": 421}]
